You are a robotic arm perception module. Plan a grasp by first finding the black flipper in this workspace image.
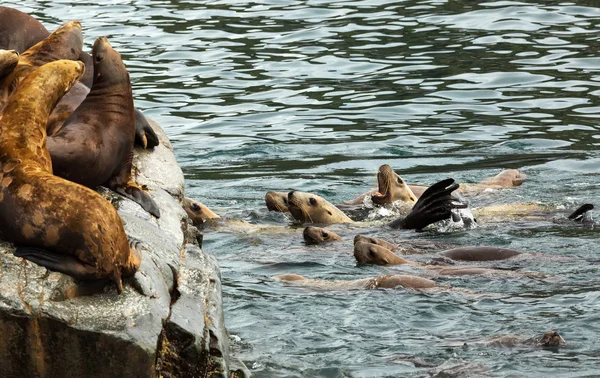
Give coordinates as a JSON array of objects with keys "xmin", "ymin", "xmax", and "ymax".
[
  {"xmin": 388, "ymin": 178, "xmax": 466, "ymax": 230},
  {"xmin": 568, "ymin": 203, "xmax": 594, "ymax": 222},
  {"xmin": 14, "ymin": 247, "xmax": 98, "ymax": 281},
  {"xmin": 134, "ymin": 108, "xmax": 160, "ymax": 149},
  {"xmin": 116, "ymin": 186, "xmax": 161, "ymax": 218}
]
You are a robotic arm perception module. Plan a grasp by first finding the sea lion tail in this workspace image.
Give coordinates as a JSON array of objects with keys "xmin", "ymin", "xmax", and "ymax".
[
  {"xmin": 568, "ymin": 203, "xmax": 594, "ymax": 222},
  {"xmin": 13, "ymin": 246, "xmax": 98, "ymax": 281}
]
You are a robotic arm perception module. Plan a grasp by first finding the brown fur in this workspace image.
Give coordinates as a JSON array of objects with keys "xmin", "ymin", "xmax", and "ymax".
[
  {"xmin": 0, "ymin": 49, "xmax": 18, "ymax": 80},
  {"xmin": 0, "ymin": 60, "xmax": 140, "ymax": 293},
  {"xmin": 265, "ymin": 191, "xmax": 289, "ymax": 212},
  {"xmin": 303, "ymin": 226, "xmax": 341, "ymax": 244},
  {"xmin": 275, "ymin": 273, "xmax": 436, "ymax": 290},
  {"xmin": 371, "ymin": 164, "xmax": 417, "ymax": 205},
  {"xmin": 0, "ymin": 6, "xmax": 49, "ymax": 53},
  {"xmin": 183, "ymin": 197, "xmax": 220, "ymax": 226},
  {"xmin": 288, "ymin": 190, "xmax": 353, "ymax": 224}
]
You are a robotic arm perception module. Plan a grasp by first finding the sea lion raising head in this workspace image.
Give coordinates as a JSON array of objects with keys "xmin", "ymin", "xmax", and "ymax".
[
  {"xmin": 0, "ymin": 49, "xmax": 18, "ymax": 79},
  {"xmin": 371, "ymin": 164, "xmax": 417, "ymax": 205},
  {"xmin": 46, "ymin": 36, "xmax": 160, "ymax": 217},
  {"xmin": 265, "ymin": 191, "xmax": 289, "ymax": 212},
  {"xmin": 183, "ymin": 197, "xmax": 220, "ymax": 226},
  {"xmin": 303, "ymin": 226, "xmax": 341, "ymax": 244},
  {"xmin": 0, "ymin": 60, "xmax": 141, "ymax": 293},
  {"xmin": 287, "ymin": 190, "xmax": 353, "ymax": 224}
]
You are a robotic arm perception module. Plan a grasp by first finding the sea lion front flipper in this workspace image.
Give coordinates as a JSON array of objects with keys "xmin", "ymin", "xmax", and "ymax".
[
  {"xmin": 13, "ymin": 247, "xmax": 98, "ymax": 281},
  {"xmin": 134, "ymin": 108, "xmax": 159, "ymax": 149},
  {"xmin": 388, "ymin": 178, "xmax": 466, "ymax": 230},
  {"xmin": 568, "ymin": 203, "xmax": 594, "ymax": 222},
  {"xmin": 116, "ymin": 185, "xmax": 161, "ymax": 218}
]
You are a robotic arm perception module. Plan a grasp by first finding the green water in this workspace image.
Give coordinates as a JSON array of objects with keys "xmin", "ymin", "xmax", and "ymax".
[{"xmin": 5, "ymin": 1, "xmax": 600, "ymax": 376}]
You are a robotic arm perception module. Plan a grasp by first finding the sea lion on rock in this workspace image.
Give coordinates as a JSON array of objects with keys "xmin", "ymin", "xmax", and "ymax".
[
  {"xmin": 0, "ymin": 20, "xmax": 83, "ymax": 110},
  {"xmin": 134, "ymin": 108, "xmax": 160, "ymax": 149},
  {"xmin": 303, "ymin": 226, "xmax": 341, "ymax": 244},
  {"xmin": 0, "ymin": 60, "xmax": 141, "ymax": 293},
  {"xmin": 0, "ymin": 49, "xmax": 18, "ymax": 80},
  {"xmin": 265, "ymin": 191, "xmax": 290, "ymax": 212},
  {"xmin": 183, "ymin": 197, "xmax": 220, "ymax": 226},
  {"xmin": 275, "ymin": 273, "xmax": 437, "ymax": 290},
  {"xmin": 46, "ymin": 36, "xmax": 160, "ymax": 217}
]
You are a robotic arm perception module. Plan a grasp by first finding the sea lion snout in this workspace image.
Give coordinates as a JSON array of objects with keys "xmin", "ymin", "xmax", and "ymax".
[{"xmin": 540, "ymin": 331, "xmax": 565, "ymax": 347}]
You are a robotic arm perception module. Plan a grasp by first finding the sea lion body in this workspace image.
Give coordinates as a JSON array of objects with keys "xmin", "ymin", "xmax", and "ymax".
[
  {"xmin": 440, "ymin": 247, "xmax": 522, "ymax": 261},
  {"xmin": 303, "ymin": 226, "xmax": 341, "ymax": 244},
  {"xmin": 47, "ymin": 37, "xmax": 159, "ymax": 217},
  {"xmin": 46, "ymin": 81, "xmax": 89, "ymax": 135},
  {"xmin": 0, "ymin": 6, "xmax": 49, "ymax": 53},
  {"xmin": 275, "ymin": 273, "xmax": 436, "ymax": 290},
  {"xmin": 287, "ymin": 190, "xmax": 353, "ymax": 224},
  {"xmin": 0, "ymin": 60, "xmax": 140, "ymax": 293}
]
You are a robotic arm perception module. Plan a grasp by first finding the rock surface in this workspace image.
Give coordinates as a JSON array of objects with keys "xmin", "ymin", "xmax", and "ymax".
[{"xmin": 0, "ymin": 120, "xmax": 249, "ymax": 378}]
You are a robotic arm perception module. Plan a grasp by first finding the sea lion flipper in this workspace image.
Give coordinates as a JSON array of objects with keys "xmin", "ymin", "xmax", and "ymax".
[
  {"xmin": 116, "ymin": 185, "xmax": 161, "ymax": 218},
  {"xmin": 568, "ymin": 203, "xmax": 594, "ymax": 222},
  {"xmin": 134, "ymin": 108, "xmax": 159, "ymax": 149},
  {"xmin": 14, "ymin": 247, "xmax": 98, "ymax": 280}
]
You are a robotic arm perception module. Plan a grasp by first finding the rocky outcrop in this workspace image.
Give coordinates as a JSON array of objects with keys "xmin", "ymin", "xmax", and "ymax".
[{"xmin": 0, "ymin": 120, "xmax": 249, "ymax": 378}]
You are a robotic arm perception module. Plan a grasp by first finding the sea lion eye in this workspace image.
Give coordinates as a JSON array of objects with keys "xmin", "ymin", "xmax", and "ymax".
[
  {"xmin": 327, "ymin": 210, "xmax": 332, "ymax": 216},
  {"xmin": 95, "ymin": 54, "xmax": 104, "ymax": 63},
  {"xmin": 192, "ymin": 203, "xmax": 200, "ymax": 212},
  {"xmin": 322, "ymin": 232, "xmax": 329, "ymax": 238},
  {"xmin": 283, "ymin": 198, "xmax": 288, "ymax": 205},
  {"xmin": 397, "ymin": 177, "xmax": 404, "ymax": 184},
  {"xmin": 309, "ymin": 198, "xmax": 317, "ymax": 206}
]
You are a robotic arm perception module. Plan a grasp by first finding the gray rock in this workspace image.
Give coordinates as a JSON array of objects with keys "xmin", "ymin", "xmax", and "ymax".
[{"xmin": 0, "ymin": 122, "xmax": 248, "ymax": 378}]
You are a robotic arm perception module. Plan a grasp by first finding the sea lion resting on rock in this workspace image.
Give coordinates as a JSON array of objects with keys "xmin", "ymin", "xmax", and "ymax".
[
  {"xmin": 275, "ymin": 273, "xmax": 437, "ymax": 290},
  {"xmin": 0, "ymin": 60, "xmax": 141, "ymax": 293},
  {"xmin": 287, "ymin": 178, "xmax": 467, "ymax": 229},
  {"xmin": 0, "ymin": 6, "xmax": 49, "ymax": 55},
  {"xmin": 0, "ymin": 20, "xmax": 83, "ymax": 111},
  {"xmin": 47, "ymin": 36, "xmax": 160, "ymax": 217}
]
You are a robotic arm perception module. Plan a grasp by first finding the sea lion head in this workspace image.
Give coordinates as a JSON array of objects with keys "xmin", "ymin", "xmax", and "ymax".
[
  {"xmin": 287, "ymin": 190, "xmax": 352, "ymax": 224},
  {"xmin": 354, "ymin": 241, "xmax": 407, "ymax": 265},
  {"xmin": 353, "ymin": 234, "xmax": 398, "ymax": 251},
  {"xmin": 21, "ymin": 20, "xmax": 83, "ymax": 67},
  {"xmin": 303, "ymin": 226, "xmax": 341, "ymax": 244},
  {"xmin": 0, "ymin": 49, "xmax": 19, "ymax": 79},
  {"xmin": 265, "ymin": 191, "xmax": 289, "ymax": 212},
  {"xmin": 183, "ymin": 197, "xmax": 220, "ymax": 226},
  {"xmin": 539, "ymin": 331, "xmax": 565, "ymax": 347},
  {"xmin": 372, "ymin": 164, "xmax": 417, "ymax": 205},
  {"xmin": 92, "ymin": 36, "xmax": 129, "ymax": 88},
  {"xmin": 483, "ymin": 169, "xmax": 527, "ymax": 187}
]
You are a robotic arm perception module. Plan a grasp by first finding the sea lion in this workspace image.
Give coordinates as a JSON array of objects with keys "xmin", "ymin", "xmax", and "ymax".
[
  {"xmin": 0, "ymin": 6, "xmax": 49, "ymax": 53},
  {"xmin": 303, "ymin": 226, "xmax": 341, "ymax": 244},
  {"xmin": 287, "ymin": 190, "xmax": 354, "ymax": 224},
  {"xmin": 440, "ymin": 247, "xmax": 522, "ymax": 261},
  {"xmin": 265, "ymin": 191, "xmax": 290, "ymax": 212},
  {"xmin": 409, "ymin": 169, "xmax": 527, "ymax": 198},
  {"xmin": 0, "ymin": 59, "xmax": 141, "ymax": 293},
  {"xmin": 354, "ymin": 235, "xmax": 400, "ymax": 252},
  {"xmin": 183, "ymin": 197, "xmax": 220, "ymax": 226},
  {"xmin": 275, "ymin": 273, "xmax": 437, "ymax": 290},
  {"xmin": 46, "ymin": 36, "xmax": 160, "ymax": 217},
  {"xmin": 345, "ymin": 164, "xmax": 417, "ymax": 206},
  {"xmin": 0, "ymin": 49, "xmax": 18, "ymax": 80},
  {"xmin": 134, "ymin": 108, "xmax": 160, "ymax": 149},
  {"xmin": 0, "ymin": 20, "xmax": 83, "ymax": 110},
  {"xmin": 485, "ymin": 330, "xmax": 566, "ymax": 348}
]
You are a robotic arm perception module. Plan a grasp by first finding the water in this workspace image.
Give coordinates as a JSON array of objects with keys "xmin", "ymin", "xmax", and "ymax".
[{"xmin": 4, "ymin": 1, "xmax": 600, "ymax": 376}]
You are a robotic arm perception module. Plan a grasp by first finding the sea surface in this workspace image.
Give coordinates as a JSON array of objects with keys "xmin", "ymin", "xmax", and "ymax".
[{"xmin": 5, "ymin": 1, "xmax": 600, "ymax": 376}]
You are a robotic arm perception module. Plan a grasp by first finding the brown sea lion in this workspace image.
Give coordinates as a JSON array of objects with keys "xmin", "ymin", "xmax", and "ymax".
[
  {"xmin": 303, "ymin": 226, "xmax": 341, "ymax": 244},
  {"xmin": 0, "ymin": 49, "xmax": 19, "ymax": 80},
  {"xmin": 183, "ymin": 197, "xmax": 220, "ymax": 226},
  {"xmin": 0, "ymin": 59, "xmax": 141, "ymax": 293},
  {"xmin": 275, "ymin": 273, "xmax": 437, "ymax": 290},
  {"xmin": 371, "ymin": 164, "xmax": 417, "ymax": 205},
  {"xmin": 287, "ymin": 190, "xmax": 354, "ymax": 224},
  {"xmin": 0, "ymin": 6, "xmax": 49, "ymax": 53},
  {"xmin": 0, "ymin": 20, "xmax": 83, "ymax": 110},
  {"xmin": 353, "ymin": 234, "xmax": 400, "ymax": 252},
  {"xmin": 486, "ymin": 330, "xmax": 566, "ymax": 348},
  {"xmin": 46, "ymin": 81, "xmax": 89, "ymax": 135},
  {"xmin": 440, "ymin": 247, "xmax": 522, "ymax": 261},
  {"xmin": 265, "ymin": 191, "xmax": 290, "ymax": 212},
  {"xmin": 46, "ymin": 36, "xmax": 160, "ymax": 217}
]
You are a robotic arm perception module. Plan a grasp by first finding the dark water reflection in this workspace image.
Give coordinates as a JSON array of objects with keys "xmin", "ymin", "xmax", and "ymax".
[{"xmin": 5, "ymin": 0, "xmax": 600, "ymax": 376}]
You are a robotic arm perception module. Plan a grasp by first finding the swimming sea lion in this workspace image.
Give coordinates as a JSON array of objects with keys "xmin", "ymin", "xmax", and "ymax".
[
  {"xmin": 371, "ymin": 164, "xmax": 418, "ymax": 205},
  {"xmin": 440, "ymin": 247, "xmax": 522, "ymax": 261},
  {"xmin": 183, "ymin": 197, "xmax": 220, "ymax": 226},
  {"xmin": 353, "ymin": 235, "xmax": 400, "ymax": 252},
  {"xmin": 47, "ymin": 36, "xmax": 160, "ymax": 217},
  {"xmin": 0, "ymin": 6, "xmax": 49, "ymax": 53},
  {"xmin": 0, "ymin": 59, "xmax": 141, "ymax": 293},
  {"xmin": 265, "ymin": 191, "xmax": 290, "ymax": 212},
  {"xmin": 0, "ymin": 20, "xmax": 83, "ymax": 110},
  {"xmin": 287, "ymin": 190, "xmax": 354, "ymax": 224},
  {"xmin": 485, "ymin": 330, "xmax": 566, "ymax": 348},
  {"xmin": 275, "ymin": 273, "xmax": 437, "ymax": 290},
  {"xmin": 303, "ymin": 226, "xmax": 341, "ymax": 244},
  {"xmin": 0, "ymin": 49, "xmax": 18, "ymax": 80}
]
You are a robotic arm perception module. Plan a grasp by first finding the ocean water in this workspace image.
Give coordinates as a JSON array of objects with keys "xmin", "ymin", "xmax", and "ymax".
[{"xmin": 4, "ymin": 1, "xmax": 600, "ymax": 376}]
